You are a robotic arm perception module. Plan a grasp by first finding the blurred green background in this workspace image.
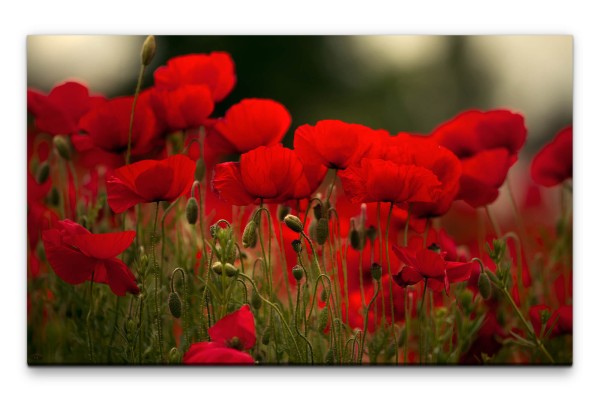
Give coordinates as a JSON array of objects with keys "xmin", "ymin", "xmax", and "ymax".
[{"xmin": 27, "ymin": 35, "xmax": 572, "ymax": 155}]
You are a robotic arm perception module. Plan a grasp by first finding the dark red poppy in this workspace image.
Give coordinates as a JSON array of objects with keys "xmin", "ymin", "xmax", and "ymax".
[
  {"xmin": 183, "ymin": 305, "xmax": 255, "ymax": 365},
  {"xmin": 432, "ymin": 110, "xmax": 527, "ymax": 208},
  {"xmin": 338, "ymin": 158, "xmax": 442, "ymax": 205},
  {"xmin": 75, "ymin": 92, "xmax": 159, "ymax": 167},
  {"xmin": 213, "ymin": 98, "xmax": 291, "ymax": 154},
  {"xmin": 154, "ymin": 52, "xmax": 236, "ymax": 102},
  {"xmin": 294, "ymin": 120, "xmax": 388, "ymax": 170},
  {"xmin": 106, "ymin": 154, "xmax": 196, "ymax": 213},
  {"xmin": 531, "ymin": 126, "xmax": 572, "ymax": 187},
  {"xmin": 380, "ymin": 134, "xmax": 462, "ymax": 217},
  {"xmin": 212, "ymin": 144, "xmax": 327, "ymax": 206},
  {"xmin": 41, "ymin": 220, "xmax": 138, "ymax": 296},
  {"xmin": 27, "ymin": 81, "xmax": 106, "ymax": 136},
  {"xmin": 148, "ymin": 85, "xmax": 214, "ymax": 135},
  {"xmin": 392, "ymin": 246, "xmax": 449, "ymax": 292}
]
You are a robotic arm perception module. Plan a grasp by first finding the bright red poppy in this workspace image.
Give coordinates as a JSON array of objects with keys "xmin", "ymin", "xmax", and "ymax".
[
  {"xmin": 75, "ymin": 92, "xmax": 159, "ymax": 166},
  {"xmin": 294, "ymin": 120, "xmax": 388, "ymax": 170},
  {"xmin": 27, "ymin": 81, "xmax": 106, "ymax": 136},
  {"xmin": 106, "ymin": 154, "xmax": 196, "ymax": 213},
  {"xmin": 183, "ymin": 305, "xmax": 255, "ymax": 365},
  {"xmin": 153, "ymin": 52, "xmax": 236, "ymax": 102},
  {"xmin": 41, "ymin": 220, "xmax": 139, "ymax": 296},
  {"xmin": 148, "ymin": 85, "xmax": 214, "ymax": 135},
  {"xmin": 432, "ymin": 109, "xmax": 527, "ymax": 208},
  {"xmin": 530, "ymin": 126, "xmax": 572, "ymax": 187},
  {"xmin": 213, "ymin": 98, "xmax": 291, "ymax": 154},
  {"xmin": 338, "ymin": 158, "xmax": 442, "ymax": 206},
  {"xmin": 212, "ymin": 144, "xmax": 327, "ymax": 206}
]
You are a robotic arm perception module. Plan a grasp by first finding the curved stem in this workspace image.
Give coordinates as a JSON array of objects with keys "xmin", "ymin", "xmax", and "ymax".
[
  {"xmin": 125, "ymin": 64, "xmax": 146, "ymax": 165},
  {"xmin": 358, "ymin": 279, "xmax": 381, "ymax": 363}
]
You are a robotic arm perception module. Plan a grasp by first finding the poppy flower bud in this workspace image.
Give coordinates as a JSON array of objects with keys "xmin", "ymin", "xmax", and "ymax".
[
  {"xmin": 366, "ymin": 225, "xmax": 377, "ymax": 244},
  {"xmin": 291, "ymin": 239, "xmax": 302, "ymax": 253},
  {"xmin": 284, "ymin": 214, "xmax": 303, "ymax": 233},
  {"xmin": 316, "ymin": 217, "xmax": 329, "ymax": 245},
  {"xmin": 168, "ymin": 347, "xmax": 181, "ymax": 364},
  {"xmin": 349, "ymin": 219, "xmax": 364, "ymax": 251},
  {"xmin": 224, "ymin": 262, "xmax": 238, "ymax": 277},
  {"xmin": 313, "ymin": 203, "xmax": 323, "ymax": 220},
  {"xmin": 36, "ymin": 161, "xmax": 50, "ymax": 184},
  {"xmin": 478, "ymin": 271, "xmax": 493, "ymax": 300},
  {"xmin": 458, "ymin": 289, "xmax": 474, "ymax": 313},
  {"xmin": 168, "ymin": 291, "xmax": 182, "ymax": 318},
  {"xmin": 320, "ymin": 288, "xmax": 329, "ymax": 302},
  {"xmin": 185, "ymin": 197, "xmax": 199, "ymax": 225},
  {"xmin": 371, "ymin": 262, "xmax": 382, "ymax": 281},
  {"xmin": 195, "ymin": 158, "xmax": 205, "ymax": 182},
  {"xmin": 141, "ymin": 35, "xmax": 156, "ymax": 66},
  {"xmin": 540, "ymin": 309, "xmax": 551, "ymax": 325},
  {"xmin": 318, "ymin": 307, "xmax": 329, "ymax": 332},
  {"xmin": 251, "ymin": 290, "xmax": 262, "ymax": 310},
  {"xmin": 292, "ymin": 265, "xmax": 304, "ymax": 281},
  {"xmin": 262, "ymin": 328, "xmax": 271, "ymax": 345},
  {"xmin": 242, "ymin": 220, "xmax": 258, "ymax": 248},
  {"xmin": 49, "ymin": 187, "xmax": 60, "ymax": 206},
  {"xmin": 211, "ymin": 261, "xmax": 223, "ymax": 275},
  {"xmin": 277, "ymin": 204, "xmax": 291, "ymax": 222},
  {"xmin": 53, "ymin": 135, "xmax": 71, "ymax": 160}
]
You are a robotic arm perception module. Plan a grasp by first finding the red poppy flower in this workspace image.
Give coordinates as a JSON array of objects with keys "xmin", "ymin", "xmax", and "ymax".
[
  {"xmin": 212, "ymin": 144, "xmax": 327, "ymax": 206},
  {"xmin": 183, "ymin": 305, "xmax": 255, "ymax": 365},
  {"xmin": 432, "ymin": 110, "xmax": 527, "ymax": 208},
  {"xmin": 75, "ymin": 92, "xmax": 159, "ymax": 166},
  {"xmin": 294, "ymin": 120, "xmax": 388, "ymax": 170},
  {"xmin": 154, "ymin": 52, "xmax": 236, "ymax": 102},
  {"xmin": 392, "ymin": 246, "xmax": 449, "ymax": 292},
  {"xmin": 148, "ymin": 85, "xmax": 214, "ymax": 134},
  {"xmin": 213, "ymin": 98, "xmax": 291, "ymax": 154},
  {"xmin": 380, "ymin": 134, "xmax": 462, "ymax": 217},
  {"xmin": 41, "ymin": 220, "xmax": 138, "ymax": 296},
  {"xmin": 531, "ymin": 126, "xmax": 572, "ymax": 187},
  {"xmin": 27, "ymin": 81, "xmax": 106, "ymax": 136},
  {"xmin": 338, "ymin": 158, "xmax": 442, "ymax": 205},
  {"xmin": 106, "ymin": 154, "xmax": 196, "ymax": 213}
]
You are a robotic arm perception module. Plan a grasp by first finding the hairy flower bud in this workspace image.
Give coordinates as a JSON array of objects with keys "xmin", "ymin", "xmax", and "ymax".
[
  {"xmin": 349, "ymin": 219, "xmax": 364, "ymax": 251},
  {"xmin": 313, "ymin": 203, "xmax": 323, "ymax": 220},
  {"xmin": 366, "ymin": 225, "xmax": 377, "ymax": 244},
  {"xmin": 36, "ymin": 161, "xmax": 50, "ymax": 184},
  {"xmin": 168, "ymin": 292, "xmax": 182, "ymax": 318},
  {"xmin": 195, "ymin": 158, "xmax": 205, "ymax": 182},
  {"xmin": 141, "ymin": 35, "xmax": 156, "ymax": 66},
  {"xmin": 49, "ymin": 186, "xmax": 60, "ymax": 206},
  {"xmin": 318, "ymin": 308, "xmax": 329, "ymax": 332},
  {"xmin": 168, "ymin": 347, "xmax": 181, "ymax": 364},
  {"xmin": 291, "ymin": 239, "xmax": 302, "ymax": 254},
  {"xmin": 277, "ymin": 204, "xmax": 291, "ymax": 222},
  {"xmin": 242, "ymin": 219, "xmax": 258, "ymax": 248},
  {"xmin": 284, "ymin": 214, "xmax": 303, "ymax": 233},
  {"xmin": 292, "ymin": 265, "xmax": 304, "ymax": 281},
  {"xmin": 211, "ymin": 261, "xmax": 223, "ymax": 275},
  {"xmin": 320, "ymin": 288, "xmax": 329, "ymax": 302},
  {"xmin": 53, "ymin": 135, "xmax": 71, "ymax": 160},
  {"xmin": 185, "ymin": 197, "xmax": 199, "ymax": 225},
  {"xmin": 251, "ymin": 291, "xmax": 262, "ymax": 310},
  {"xmin": 371, "ymin": 262, "xmax": 382, "ymax": 281},
  {"xmin": 316, "ymin": 217, "xmax": 329, "ymax": 245},
  {"xmin": 224, "ymin": 262, "xmax": 238, "ymax": 277},
  {"xmin": 478, "ymin": 271, "xmax": 492, "ymax": 300}
]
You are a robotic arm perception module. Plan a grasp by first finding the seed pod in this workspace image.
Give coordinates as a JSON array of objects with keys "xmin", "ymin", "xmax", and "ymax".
[
  {"xmin": 318, "ymin": 307, "xmax": 329, "ymax": 332},
  {"xmin": 292, "ymin": 265, "xmax": 304, "ymax": 281},
  {"xmin": 316, "ymin": 217, "xmax": 329, "ymax": 245},
  {"xmin": 371, "ymin": 263, "xmax": 382, "ymax": 281},
  {"xmin": 168, "ymin": 292, "xmax": 182, "ymax": 318},
  {"xmin": 185, "ymin": 197, "xmax": 199, "ymax": 225},
  {"xmin": 53, "ymin": 135, "xmax": 71, "ymax": 160},
  {"xmin": 141, "ymin": 35, "xmax": 156, "ymax": 66},
  {"xmin": 291, "ymin": 239, "xmax": 302, "ymax": 254},
  {"xmin": 195, "ymin": 158, "xmax": 205, "ymax": 181},
  {"xmin": 478, "ymin": 271, "xmax": 492, "ymax": 300},
  {"xmin": 224, "ymin": 262, "xmax": 238, "ymax": 277},
  {"xmin": 283, "ymin": 214, "xmax": 303, "ymax": 233},
  {"xmin": 251, "ymin": 291, "xmax": 262, "ymax": 310},
  {"xmin": 36, "ymin": 161, "xmax": 50, "ymax": 184},
  {"xmin": 242, "ymin": 220, "xmax": 258, "ymax": 248},
  {"xmin": 277, "ymin": 204, "xmax": 291, "ymax": 222}
]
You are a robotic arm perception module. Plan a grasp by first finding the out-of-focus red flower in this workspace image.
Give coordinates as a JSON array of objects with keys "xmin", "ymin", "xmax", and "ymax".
[
  {"xmin": 75, "ymin": 92, "xmax": 159, "ymax": 167},
  {"xmin": 212, "ymin": 144, "xmax": 326, "ymax": 205},
  {"xmin": 432, "ymin": 110, "xmax": 527, "ymax": 208},
  {"xmin": 380, "ymin": 134, "xmax": 462, "ymax": 217},
  {"xmin": 154, "ymin": 52, "xmax": 236, "ymax": 102},
  {"xmin": 529, "ymin": 304, "xmax": 573, "ymax": 338},
  {"xmin": 41, "ymin": 220, "xmax": 138, "ymax": 296},
  {"xmin": 338, "ymin": 158, "xmax": 442, "ymax": 205},
  {"xmin": 392, "ymin": 246, "xmax": 449, "ymax": 292},
  {"xmin": 183, "ymin": 305, "xmax": 255, "ymax": 365},
  {"xmin": 148, "ymin": 85, "xmax": 214, "ymax": 135},
  {"xmin": 213, "ymin": 98, "xmax": 291, "ymax": 154},
  {"xmin": 294, "ymin": 120, "xmax": 388, "ymax": 170},
  {"xmin": 106, "ymin": 154, "xmax": 196, "ymax": 213},
  {"xmin": 27, "ymin": 81, "xmax": 106, "ymax": 136},
  {"xmin": 531, "ymin": 126, "xmax": 572, "ymax": 187}
]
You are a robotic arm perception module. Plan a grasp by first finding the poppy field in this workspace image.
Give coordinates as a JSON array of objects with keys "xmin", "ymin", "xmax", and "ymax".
[{"xmin": 26, "ymin": 35, "xmax": 572, "ymax": 365}]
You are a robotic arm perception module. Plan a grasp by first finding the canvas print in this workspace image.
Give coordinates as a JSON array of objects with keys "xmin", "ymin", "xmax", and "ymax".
[{"xmin": 26, "ymin": 35, "xmax": 572, "ymax": 365}]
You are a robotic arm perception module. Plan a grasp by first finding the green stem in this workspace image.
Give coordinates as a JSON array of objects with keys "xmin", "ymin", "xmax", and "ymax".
[
  {"xmin": 385, "ymin": 202, "xmax": 398, "ymax": 364},
  {"xmin": 125, "ymin": 64, "xmax": 146, "ymax": 165},
  {"xmin": 358, "ymin": 279, "xmax": 381, "ymax": 363},
  {"xmin": 86, "ymin": 272, "xmax": 95, "ymax": 363},
  {"xmin": 151, "ymin": 202, "xmax": 165, "ymax": 363},
  {"xmin": 419, "ymin": 279, "xmax": 428, "ymax": 364},
  {"xmin": 376, "ymin": 202, "xmax": 386, "ymax": 328}
]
